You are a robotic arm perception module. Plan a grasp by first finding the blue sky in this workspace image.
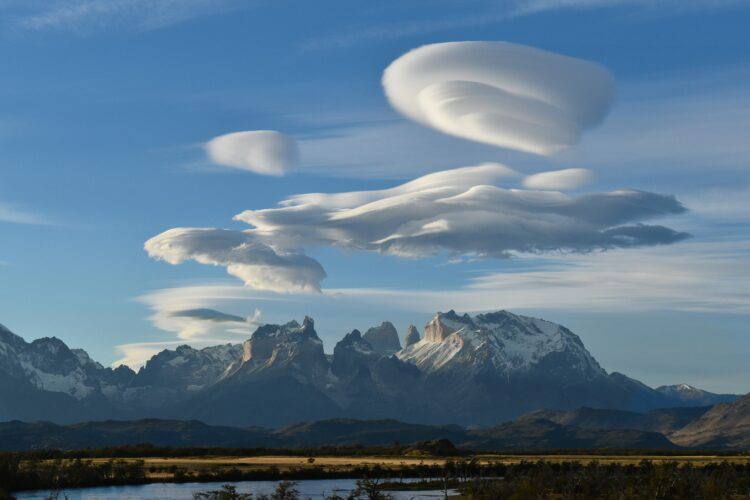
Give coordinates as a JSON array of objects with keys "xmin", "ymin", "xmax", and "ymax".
[{"xmin": 0, "ymin": 0, "xmax": 749, "ymax": 393}]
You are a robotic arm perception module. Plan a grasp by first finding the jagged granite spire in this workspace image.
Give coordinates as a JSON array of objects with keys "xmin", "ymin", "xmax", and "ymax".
[
  {"xmin": 363, "ymin": 321, "xmax": 401, "ymax": 354},
  {"xmin": 404, "ymin": 325, "xmax": 420, "ymax": 347}
]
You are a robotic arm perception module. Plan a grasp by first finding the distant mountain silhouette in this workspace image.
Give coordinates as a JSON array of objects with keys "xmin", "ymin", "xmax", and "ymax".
[{"xmin": 0, "ymin": 414, "xmax": 680, "ymax": 452}]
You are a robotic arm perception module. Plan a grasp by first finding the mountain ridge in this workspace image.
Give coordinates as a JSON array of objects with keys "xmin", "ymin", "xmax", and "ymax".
[
  {"xmin": 0, "ymin": 414, "xmax": 682, "ymax": 452},
  {"xmin": 0, "ymin": 312, "xmax": 740, "ymax": 426}
]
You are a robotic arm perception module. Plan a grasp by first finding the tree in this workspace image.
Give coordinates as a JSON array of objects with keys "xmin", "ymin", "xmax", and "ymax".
[
  {"xmin": 351, "ymin": 478, "xmax": 393, "ymax": 500},
  {"xmin": 193, "ymin": 484, "xmax": 254, "ymax": 500},
  {"xmin": 271, "ymin": 481, "xmax": 300, "ymax": 500}
]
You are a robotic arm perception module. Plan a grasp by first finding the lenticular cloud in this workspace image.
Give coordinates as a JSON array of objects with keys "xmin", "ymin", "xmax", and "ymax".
[
  {"xmin": 523, "ymin": 168, "xmax": 595, "ymax": 190},
  {"xmin": 146, "ymin": 164, "xmax": 688, "ymax": 293},
  {"xmin": 236, "ymin": 163, "xmax": 689, "ymax": 259},
  {"xmin": 144, "ymin": 227, "xmax": 326, "ymax": 293},
  {"xmin": 205, "ymin": 130, "xmax": 299, "ymax": 176},
  {"xmin": 383, "ymin": 42, "xmax": 615, "ymax": 155}
]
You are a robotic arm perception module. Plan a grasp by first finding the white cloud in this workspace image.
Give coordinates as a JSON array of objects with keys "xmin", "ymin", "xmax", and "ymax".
[
  {"xmin": 569, "ymin": 69, "xmax": 750, "ymax": 173},
  {"xmin": 136, "ymin": 238, "xmax": 750, "ymax": 339},
  {"xmin": 382, "ymin": 42, "xmax": 615, "ymax": 155},
  {"xmin": 144, "ymin": 164, "xmax": 688, "ymax": 292},
  {"xmin": 297, "ymin": 65, "xmax": 750, "ymax": 180},
  {"xmin": 11, "ymin": 0, "xmax": 246, "ymax": 33},
  {"xmin": 0, "ymin": 201, "xmax": 47, "ymax": 225},
  {"xmin": 205, "ymin": 130, "xmax": 300, "ymax": 176},
  {"xmin": 144, "ymin": 227, "xmax": 326, "ymax": 293},
  {"xmin": 325, "ymin": 241, "xmax": 750, "ymax": 315},
  {"xmin": 236, "ymin": 163, "xmax": 688, "ymax": 259},
  {"xmin": 512, "ymin": 0, "xmax": 750, "ymax": 16},
  {"xmin": 523, "ymin": 168, "xmax": 595, "ymax": 190},
  {"xmin": 112, "ymin": 290, "xmax": 265, "ymax": 367},
  {"xmin": 306, "ymin": 0, "xmax": 750, "ymax": 49},
  {"xmin": 150, "ymin": 306, "xmax": 260, "ymax": 342}
]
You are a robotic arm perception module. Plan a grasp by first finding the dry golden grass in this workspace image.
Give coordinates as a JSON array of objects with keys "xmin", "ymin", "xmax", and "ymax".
[
  {"xmin": 77, "ymin": 455, "xmax": 447, "ymax": 478},
  {"xmin": 70, "ymin": 453, "xmax": 750, "ymax": 478}
]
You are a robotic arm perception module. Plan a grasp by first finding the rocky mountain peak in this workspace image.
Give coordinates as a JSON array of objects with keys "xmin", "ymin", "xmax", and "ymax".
[
  {"xmin": 362, "ymin": 321, "xmax": 401, "ymax": 354},
  {"xmin": 423, "ymin": 313, "xmax": 463, "ymax": 342},
  {"xmin": 131, "ymin": 343, "xmax": 242, "ymax": 391},
  {"xmin": 235, "ymin": 317, "xmax": 328, "ymax": 383},
  {"xmin": 331, "ymin": 329, "xmax": 380, "ymax": 378},
  {"xmin": 337, "ymin": 329, "xmax": 366, "ymax": 346},
  {"xmin": 404, "ymin": 325, "xmax": 420, "ymax": 347},
  {"xmin": 0, "ymin": 323, "xmax": 26, "ymax": 350},
  {"xmin": 400, "ymin": 309, "xmax": 606, "ymax": 379}
]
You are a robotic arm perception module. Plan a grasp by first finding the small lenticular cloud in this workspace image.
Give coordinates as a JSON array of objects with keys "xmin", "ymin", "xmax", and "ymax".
[
  {"xmin": 523, "ymin": 168, "xmax": 596, "ymax": 190},
  {"xmin": 144, "ymin": 227, "xmax": 326, "ymax": 293},
  {"xmin": 205, "ymin": 130, "xmax": 299, "ymax": 176},
  {"xmin": 383, "ymin": 41, "xmax": 615, "ymax": 155}
]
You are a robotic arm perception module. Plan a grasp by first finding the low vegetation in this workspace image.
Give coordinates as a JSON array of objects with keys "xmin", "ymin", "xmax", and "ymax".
[
  {"xmin": 2, "ymin": 446, "xmax": 750, "ymax": 499},
  {"xmin": 458, "ymin": 460, "xmax": 750, "ymax": 499}
]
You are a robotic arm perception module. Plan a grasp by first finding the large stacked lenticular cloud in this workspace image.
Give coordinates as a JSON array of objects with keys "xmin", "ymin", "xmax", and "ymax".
[{"xmin": 382, "ymin": 41, "xmax": 615, "ymax": 155}]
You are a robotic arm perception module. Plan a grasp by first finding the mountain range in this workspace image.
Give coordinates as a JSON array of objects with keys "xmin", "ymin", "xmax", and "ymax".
[
  {"xmin": 0, "ymin": 414, "xmax": 678, "ymax": 452},
  {"xmin": 0, "ymin": 311, "xmax": 741, "ymax": 429}
]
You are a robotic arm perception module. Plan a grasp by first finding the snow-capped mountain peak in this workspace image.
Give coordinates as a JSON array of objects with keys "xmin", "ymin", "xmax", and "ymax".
[
  {"xmin": 398, "ymin": 310, "xmax": 605, "ymax": 378},
  {"xmin": 0, "ymin": 326, "xmax": 135, "ymax": 401}
]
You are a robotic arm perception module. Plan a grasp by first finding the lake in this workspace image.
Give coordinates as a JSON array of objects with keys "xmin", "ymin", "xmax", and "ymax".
[{"xmin": 16, "ymin": 478, "xmax": 457, "ymax": 499}]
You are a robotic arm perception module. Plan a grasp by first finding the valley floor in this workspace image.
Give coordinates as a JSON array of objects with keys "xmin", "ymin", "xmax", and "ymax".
[
  {"xmin": 6, "ymin": 452, "xmax": 750, "ymax": 498},
  {"xmin": 30, "ymin": 453, "xmax": 750, "ymax": 479}
]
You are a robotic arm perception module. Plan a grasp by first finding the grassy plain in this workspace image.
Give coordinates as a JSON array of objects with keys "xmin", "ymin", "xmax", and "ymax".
[{"xmin": 71, "ymin": 453, "xmax": 750, "ymax": 479}]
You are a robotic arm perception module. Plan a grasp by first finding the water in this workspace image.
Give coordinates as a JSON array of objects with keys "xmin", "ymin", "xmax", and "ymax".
[{"xmin": 16, "ymin": 479, "xmax": 457, "ymax": 499}]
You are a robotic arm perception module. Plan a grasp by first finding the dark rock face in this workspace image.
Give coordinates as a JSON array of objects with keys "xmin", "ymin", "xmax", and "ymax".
[
  {"xmin": 362, "ymin": 322, "xmax": 401, "ymax": 354},
  {"xmin": 331, "ymin": 330, "xmax": 379, "ymax": 378},
  {"xmin": 175, "ymin": 317, "xmax": 340, "ymax": 427},
  {"xmin": 404, "ymin": 325, "xmax": 420, "ymax": 347}
]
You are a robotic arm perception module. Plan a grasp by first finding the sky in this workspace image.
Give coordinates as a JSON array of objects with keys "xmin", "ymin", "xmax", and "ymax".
[{"xmin": 0, "ymin": 0, "xmax": 749, "ymax": 393}]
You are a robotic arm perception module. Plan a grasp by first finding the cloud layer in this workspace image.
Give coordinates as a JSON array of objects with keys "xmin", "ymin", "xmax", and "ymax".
[
  {"xmin": 237, "ymin": 163, "xmax": 688, "ymax": 260},
  {"xmin": 383, "ymin": 42, "xmax": 615, "ymax": 155},
  {"xmin": 146, "ymin": 163, "xmax": 688, "ymax": 292},
  {"xmin": 205, "ymin": 130, "xmax": 299, "ymax": 176},
  {"xmin": 144, "ymin": 227, "xmax": 326, "ymax": 292},
  {"xmin": 523, "ymin": 168, "xmax": 595, "ymax": 190},
  {"xmin": 132, "ymin": 237, "xmax": 750, "ymax": 364},
  {"xmin": 0, "ymin": 201, "xmax": 47, "ymax": 225},
  {"xmin": 11, "ymin": 0, "xmax": 246, "ymax": 32}
]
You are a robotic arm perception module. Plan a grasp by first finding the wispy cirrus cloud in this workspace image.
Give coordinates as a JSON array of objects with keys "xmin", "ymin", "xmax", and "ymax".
[
  {"xmin": 512, "ymin": 0, "xmax": 750, "ymax": 16},
  {"xmin": 135, "ymin": 239, "xmax": 750, "ymax": 341},
  {"xmin": 113, "ymin": 288, "xmax": 264, "ymax": 368},
  {"xmin": 5, "ymin": 0, "xmax": 248, "ymax": 33},
  {"xmin": 305, "ymin": 0, "xmax": 750, "ymax": 49},
  {"xmin": 298, "ymin": 64, "xmax": 750, "ymax": 180},
  {"xmin": 0, "ymin": 201, "xmax": 47, "ymax": 225}
]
